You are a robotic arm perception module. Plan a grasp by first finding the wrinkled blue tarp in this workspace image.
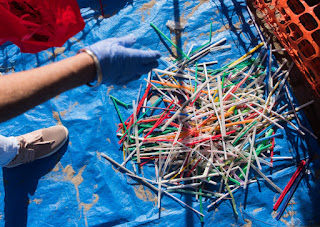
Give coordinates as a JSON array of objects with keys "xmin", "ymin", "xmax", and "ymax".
[{"xmin": 0, "ymin": 0, "xmax": 319, "ymax": 226}]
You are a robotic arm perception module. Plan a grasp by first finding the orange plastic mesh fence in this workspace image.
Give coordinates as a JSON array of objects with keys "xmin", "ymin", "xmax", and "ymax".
[{"xmin": 253, "ymin": 0, "xmax": 320, "ymax": 95}]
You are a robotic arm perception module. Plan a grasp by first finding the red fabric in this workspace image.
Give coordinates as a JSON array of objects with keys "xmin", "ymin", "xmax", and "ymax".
[{"xmin": 0, "ymin": 0, "xmax": 85, "ymax": 53}]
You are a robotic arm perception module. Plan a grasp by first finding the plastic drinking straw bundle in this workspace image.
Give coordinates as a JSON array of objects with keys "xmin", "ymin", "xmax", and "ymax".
[{"xmin": 102, "ymin": 24, "xmax": 315, "ymax": 221}]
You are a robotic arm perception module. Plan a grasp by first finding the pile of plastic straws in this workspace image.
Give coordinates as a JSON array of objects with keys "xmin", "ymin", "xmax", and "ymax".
[{"xmin": 103, "ymin": 34, "xmax": 315, "ymax": 219}]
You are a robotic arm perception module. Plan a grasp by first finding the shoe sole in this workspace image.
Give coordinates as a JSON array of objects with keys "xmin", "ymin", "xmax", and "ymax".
[{"xmin": 6, "ymin": 126, "xmax": 69, "ymax": 168}]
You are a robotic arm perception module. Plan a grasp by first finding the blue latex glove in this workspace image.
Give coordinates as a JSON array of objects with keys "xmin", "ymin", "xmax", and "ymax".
[{"xmin": 85, "ymin": 35, "xmax": 161, "ymax": 84}]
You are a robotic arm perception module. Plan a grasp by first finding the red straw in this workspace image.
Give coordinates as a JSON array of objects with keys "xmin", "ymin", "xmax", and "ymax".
[
  {"xmin": 144, "ymin": 100, "xmax": 175, "ymax": 138},
  {"xmin": 270, "ymin": 131, "xmax": 275, "ymax": 165},
  {"xmin": 119, "ymin": 84, "xmax": 152, "ymax": 131},
  {"xmin": 223, "ymin": 73, "xmax": 251, "ymax": 101},
  {"xmin": 118, "ymin": 116, "xmax": 172, "ymax": 127},
  {"xmin": 118, "ymin": 84, "xmax": 152, "ymax": 144},
  {"xmin": 139, "ymin": 156, "xmax": 167, "ymax": 160},
  {"xmin": 244, "ymin": 112, "xmax": 259, "ymax": 121},
  {"xmin": 98, "ymin": 0, "xmax": 104, "ymax": 17},
  {"xmin": 140, "ymin": 160, "xmax": 150, "ymax": 167},
  {"xmin": 190, "ymin": 92, "xmax": 202, "ymax": 105},
  {"xmin": 273, "ymin": 160, "xmax": 306, "ymax": 211},
  {"xmin": 143, "ymin": 138, "xmax": 175, "ymax": 143},
  {"xmin": 184, "ymin": 130, "xmax": 236, "ymax": 146},
  {"xmin": 185, "ymin": 159, "xmax": 202, "ymax": 177}
]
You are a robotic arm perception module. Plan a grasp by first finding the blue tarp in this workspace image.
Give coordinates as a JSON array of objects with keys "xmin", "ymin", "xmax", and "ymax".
[{"xmin": 0, "ymin": 0, "xmax": 319, "ymax": 226}]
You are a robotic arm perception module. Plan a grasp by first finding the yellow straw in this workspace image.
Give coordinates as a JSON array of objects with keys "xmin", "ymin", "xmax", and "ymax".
[
  {"xmin": 170, "ymin": 158, "xmax": 198, "ymax": 180},
  {"xmin": 228, "ymin": 43, "xmax": 264, "ymax": 69}
]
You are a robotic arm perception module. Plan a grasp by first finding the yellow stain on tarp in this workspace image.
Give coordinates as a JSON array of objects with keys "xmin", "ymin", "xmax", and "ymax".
[
  {"xmin": 270, "ymin": 197, "xmax": 299, "ymax": 226},
  {"xmin": 59, "ymin": 110, "xmax": 68, "ymax": 117},
  {"xmin": 138, "ymin": 0, "xmax": 157, "ymax": 22},
  {"xmin": 52, "ymin": 111, "xmax": 63, "ymax": 125},
  {"xmin": 252, "ymin": 207, "xmax": 262, "ymax": 215},
  {"xmin": 52, "ymin": 102, "xmax": 78, "ymax": 124},
  {"xmin": 111, "ymin": 165, "xmax": 120, "ymax": 173},
  {"xmin": 70, "ymin": 37, "xmax": 83, "ymax": 45},
  {"xmin": 31, "ymin": 198, "xmax": 43, "ymax": 205},
  {"xmin": 69, "ymin": 102, "xmax": 78, "ymax": 113},
  {"xmin": 133, "ymin": 185, "xmax": 157, "ymax": 206},
  {"xmin": 107, "ymin": 85, "xmax": 114, "ymax": 95},
  {"xmin": 46, "ymin": 162, "xmax": 100, "ymax": 226},
  {"xmin": 179, "ymin": 0, "xmax": 210, "ymax": 26},
  {"xmin": 184, "ymin": 1, "xmax": 191, "ymax": 8},
  {"xmin": 183, "ymin": 40, "xmax": 188, "ymax": 49},
  {"xmin": 80, "ymin": 194, "xmax": 99, "ymax": 212},
  {"xmin": 186, "ymin": 0, "xmax": 209, "ymax": 20},
  {"xmin": 96, "ymin": 151, "xmax": 101, "ymax": 160},
  {"xmin": 243, "ymin": 219, "xmax": 252, "ymax": 227},
  {"xmin": 45, "ymin": 47, "xmax": 66, "ymax": 58},
  {"xmin": 52, "ymin": 162, "xmax": 62, "ymax": 172},
  {"xmin": 54, "ymin": 47, "xmax": 65, "ymax": 55},
  {"xmin": 62, "ymin": 164, "xmax": 100, "ymax": 226},
  {"xmin": 64, "ymin": 165, "xmax": 86, "ymax": 203}
]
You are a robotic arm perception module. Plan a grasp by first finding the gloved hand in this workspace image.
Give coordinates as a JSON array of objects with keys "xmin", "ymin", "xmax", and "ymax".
[{"xmin": 85, "ymin": 35, "xmax": 161, "ymax": 85}]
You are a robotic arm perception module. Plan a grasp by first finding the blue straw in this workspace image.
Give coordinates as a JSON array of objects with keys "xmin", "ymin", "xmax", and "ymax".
[{"xmin": 242, "ymin": 132, "xmax": 281, "ymax": 150}]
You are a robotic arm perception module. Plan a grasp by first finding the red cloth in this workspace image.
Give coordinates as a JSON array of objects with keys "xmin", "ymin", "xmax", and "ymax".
[{"xmin": 0, "ymin": 0, "xmax": 85, "ymax": 53}]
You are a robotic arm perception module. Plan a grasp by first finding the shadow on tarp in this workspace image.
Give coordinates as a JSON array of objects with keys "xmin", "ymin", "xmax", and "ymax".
[
  {"xmin": 77, "ymin": 0, "xmax": 133, "ymax": 19},
  {"xmin": 282, "ymin": 89, "xmax": 320, "ymax": 224},
  {"xmin": 2, "ymin": 140, "xmax": 68, "ymax": 227},
  {"xmin": 0, "ymin": 45, "xmax": 20, "ymax": 74},
  {"xmin": 214, "ymin": 0, "xmax": 259, "ymax": 54}
]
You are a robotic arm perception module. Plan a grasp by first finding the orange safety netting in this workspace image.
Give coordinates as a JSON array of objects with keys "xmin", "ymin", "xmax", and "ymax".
[{"xmin": 253, "ymin": 0, "xmax": 320, "ymax": 95}]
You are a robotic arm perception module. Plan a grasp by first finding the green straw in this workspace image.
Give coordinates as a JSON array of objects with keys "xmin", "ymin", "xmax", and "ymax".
[
  {"xmin": 139, "ymin": 124, "xmax": 155, "ymax": 128},
  {"xmin": 110, "ymin": 95, "xmax": 130, "ymax": 109},
  {"xmin": 222, "ymin": 174, "xmax": 238, "ymax": 216},
  {"xmin": 110, "ymin": 96, "xmax": 127, "ymax": 131},
  {"xmin": 192, "ymin": 22, "xmax": 213, "ymax": 54},
  {"xmin": 238, "ymin": 143, "xmax": 272, "ymax": 179},
  {"xmin": 138, "ymin": 128, "xmax": 144, "ymax": 135},
  {"xmin": 120, "ymin": 96, "xmax": 163, "ymax": 140},
  {"xmin": 221, "ymin": 75, "xmax": 225, "ymax": 90},
  {"xmin": 148, "ymin": 128, "xmax": 178, "ymax": 137},
  {"xmin": 233, "ymin": 120, "xmax": 257, "ymax": 146},
  {"xmin": 150, "ymin": 22, "xmax": 190, "ymax": 60},
  {"xmin": 238, "ymin": 129, "xmax": 274, "ymax": 179},
  {"xmin": 199, "ymin": 187, "xmax": 204, "ymax": 222},
  {"xmin": 229, "ymin": 177, "xmax": 241, "ymax": 185}
]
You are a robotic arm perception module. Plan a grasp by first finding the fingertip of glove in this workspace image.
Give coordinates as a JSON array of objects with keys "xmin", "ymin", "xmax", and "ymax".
[
  {"xmin": 140, "ymin": 50, "xmax": 161, "ymax": 62},
  {"xmin": 140, "ymin": 62, "xmax": 158, "ymax": 75},
  {"xmin": 152, "ymin": 50, "xmax": 161, "ymax": 58},
  {"xmin": 149, "ymin": 61, "xmax": 159, "ymax": 69}
]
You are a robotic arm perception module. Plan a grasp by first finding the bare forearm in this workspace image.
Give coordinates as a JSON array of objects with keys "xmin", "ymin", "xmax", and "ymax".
[{"xmin": 0, "ymin": 53, "xmax": 95, "ymax": 122}]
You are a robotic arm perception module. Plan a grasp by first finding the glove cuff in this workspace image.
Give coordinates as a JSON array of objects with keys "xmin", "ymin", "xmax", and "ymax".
[{"xmin": 78, "ymin": 48, "xmax": 103, "ymax": 87}]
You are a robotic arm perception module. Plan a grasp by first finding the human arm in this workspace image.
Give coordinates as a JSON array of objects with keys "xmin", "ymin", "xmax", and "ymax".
[
  {"xmin": 0, "ymin": 52, "xmax": 96, "ymax": 122},
  {"xmin": 0, "ymin": 35, "xmax": 161, "ymax": 122}
]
